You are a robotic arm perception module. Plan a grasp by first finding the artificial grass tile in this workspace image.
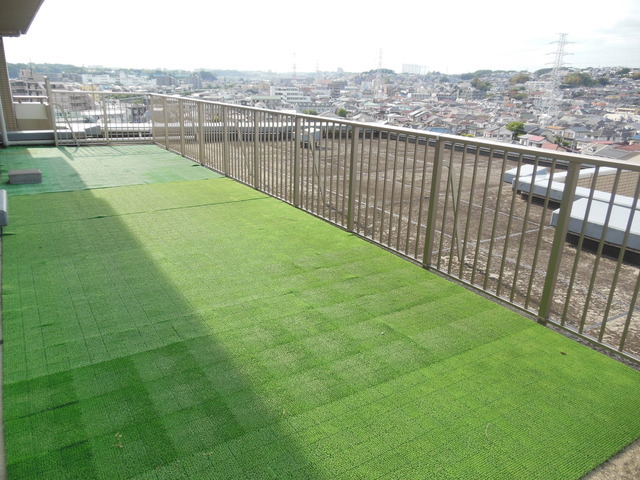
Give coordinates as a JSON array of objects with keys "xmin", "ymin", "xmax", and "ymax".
[
  {"xmin": 7, "ymin": 440, "xmax": 96, "ymax": 480},
  {"xmin": 132, "ymin": 342, "xmax": 201, "ymax": 380},
  {"xmin": 6, "ymin": 399, "xmax": 86, "ymax": 462},
  {"xmin": 144, "ymin": 370, "xmax": 215, "ymax": 415},
  {"xmin": 314, "ymin": 299, "xmax": 372, "ymax": 324},
  {"xmin": 223, "ymin": 425, "xmax": 283, "ymax": 459},
  {"xmin": 253, "ymin": 343, "xmax": 321, "ymax": 378},
  {"xmin": 81, "ymin": 385, "xmax": 158, "ymax": 437},
  {"xmin": 162, "ymin": 403, "xmax": 244, "ymax": 455},
  {"xmin": 102, "ymin": 329, "xmax": 147, "ymax": 357},
  {"xmin": 128, "ymin": 450, "xmax": 224, "ymax": 480},
  {"xmin": 223, "ymin": 393, "xmax": 278, "ymax": 431},
  {"xmin": 201, "ymin": 362, "xmax": 256, "ymax": 397},
  {"xmin": 158, "ymin": 316, "xmax": 201, "ymax": 341},
  {"xmin": 72, "ymin": 357, "xmax": 141, "ymax": 398},
  {"xmin": 80, "ymin": 336, "xmax": 111, "ymax": 364},
  {"xmin": 4, "ymin": 371, "xmax": 76, "ymax": 419},
  {"xmin": 184, "ymin": 455, "xmax": 245, "ymax": 480},
  {"xmin": 181, "ymin": 335, "xmax": 235, "ymax": 368},
  {"xmin": 89, "ymin": 420, "xmax": 178, "ymax": 479}
]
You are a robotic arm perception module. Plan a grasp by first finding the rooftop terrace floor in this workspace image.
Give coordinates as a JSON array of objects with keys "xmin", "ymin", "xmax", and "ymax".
[{"xmin": 1, "ymin": 145, "xmax": 639, "ymax": 479}]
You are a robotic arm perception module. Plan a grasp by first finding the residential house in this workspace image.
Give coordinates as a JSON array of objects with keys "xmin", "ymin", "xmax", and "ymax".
[
  {"xmin": 519, "ymin": 134, "xmax": 546, "ymax": 148},
  {"xmin": 483, "ymin": 126, "xmax": 513, "ymax": 142},
  {"xmin": 581, "ymin": 142, "xmax": 640, "ymax": 162}
]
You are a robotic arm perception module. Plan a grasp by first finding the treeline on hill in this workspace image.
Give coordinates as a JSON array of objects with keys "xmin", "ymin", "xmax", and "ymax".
[{"xmin": 7, "ymin": 63, "xmax": 225, "ymax": 80}]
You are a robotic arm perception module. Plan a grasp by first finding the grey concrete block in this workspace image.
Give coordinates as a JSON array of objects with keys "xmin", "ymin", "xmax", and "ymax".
[{"xmin": 8, "ymin": 169, "xmax": 42, "ymax": 184}]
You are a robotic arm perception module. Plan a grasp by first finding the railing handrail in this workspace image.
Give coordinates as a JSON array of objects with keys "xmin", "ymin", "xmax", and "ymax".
[{"xmin": 149, "ymin": 94, "xmax": 640, "ymax": 173}]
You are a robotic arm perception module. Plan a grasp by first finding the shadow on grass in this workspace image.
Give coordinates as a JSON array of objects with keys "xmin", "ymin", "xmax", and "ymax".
[
  {"xmin": 0, "ymin": 146, "xmax": 90, "ymax": 195},
  {"xmin": 0, "ymin": 145, "xmax": 220, "ymax": 197},
  {"xmin": 1, "ymin": 179, "xmax": 319, "ymax": 479},
  {"xmin": 2, "ymin": 147, "xmax": 640, "ymax": 480}
]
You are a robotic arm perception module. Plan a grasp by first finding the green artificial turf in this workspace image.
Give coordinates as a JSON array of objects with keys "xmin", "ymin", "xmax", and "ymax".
[
  {"xmin": 1, "ymin": 149, "xmax": 640, "ymax": 479},
  {"xmin": 0, "ymin": 145, "xmax": 221, "ymax": 194}
]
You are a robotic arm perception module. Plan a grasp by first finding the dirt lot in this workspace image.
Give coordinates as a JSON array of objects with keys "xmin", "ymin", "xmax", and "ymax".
[{"xmin": 583, "ymin": 439, "xmax": 640, "ymax": 479}]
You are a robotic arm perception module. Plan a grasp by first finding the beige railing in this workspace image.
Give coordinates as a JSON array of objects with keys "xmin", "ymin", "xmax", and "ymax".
[
  {"xmin": 48, "ymin": 89, "xmax": 152, "ymax": 145},
  {"xmin": 53, "ymin": 91, "xmax": 640, "ymax": 362}
]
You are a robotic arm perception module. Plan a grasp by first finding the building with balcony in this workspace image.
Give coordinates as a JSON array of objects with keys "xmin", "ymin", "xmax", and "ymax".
[
  {"xmin": 269, "ymin": 85, "xmax": 311, "ymax": 106},
  {"xmin": 9, "ymin": 69, "xmax": 46, "ymax": 97}
]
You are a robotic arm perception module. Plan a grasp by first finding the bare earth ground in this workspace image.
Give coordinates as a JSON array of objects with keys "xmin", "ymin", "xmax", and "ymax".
[{"xmin": 584, "ymin": 440, "xmax": 640, "ymax": 479}]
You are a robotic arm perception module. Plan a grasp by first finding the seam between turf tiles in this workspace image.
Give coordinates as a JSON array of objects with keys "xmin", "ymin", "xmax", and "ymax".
[{"xmin": 7, "ymin": 196, "xmax": 271, "ymax": 228}]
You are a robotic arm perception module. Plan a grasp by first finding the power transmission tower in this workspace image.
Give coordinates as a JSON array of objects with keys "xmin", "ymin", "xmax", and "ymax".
[
  {"xmin": 292, "ymin": 51, "xmax": 297, "ymax": 81},
  {"xmin": 540, "ymin": 33, "xmax": 571, "ymax": 126},
  {"xmin": 374, "ymin": 49, "xmax": 386, "ymax": 100}
]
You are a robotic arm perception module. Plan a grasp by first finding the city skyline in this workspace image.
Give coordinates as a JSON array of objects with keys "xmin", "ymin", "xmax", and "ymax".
[{"xmin": 3, "ymin": 0, "xmax": 640, "ymax": 75}]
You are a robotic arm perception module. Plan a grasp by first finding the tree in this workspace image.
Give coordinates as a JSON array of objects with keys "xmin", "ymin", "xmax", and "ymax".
[
  {"xmin": 471, "ymin": 77, "xmax": 491, "ymax": 91},
  {"xmin": 534, "ymin": 68, "xmax": 553, "ymax": 77},
  {"xmin": 364, "ymin": 68, "xmax": 394, "ymax": 75},
  {"xmin": 336, "ymin": 108, "xmax": 348, "ymax": 118},
  {"xmin": 509, "ymin": 73, "xmax": 531, "ymax": 85},
  {"xmin": 506, "ymin": 121, "xmax": 526, "ymax": 140},
  {"xmin": 197, "ymin": 70, "xmax": 217, "ymax": 81},
  {"xmin": 562, "ymin": 72, "xmax": 594, "ymax": 87}
]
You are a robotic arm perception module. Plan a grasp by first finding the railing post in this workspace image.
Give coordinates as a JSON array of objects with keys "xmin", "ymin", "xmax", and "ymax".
[
  {"xmin": 423, "ymin": 137, "xmax": 445, "ymax": 268},
  {"xmin": 197, "ymin": 102, "xmax": 205, "ymax": 164},
  {"xmin": 347, "ymin": 126, "xmax": 360, "ymax": 232},
  {"xmin": 162, "ymin": 97, "xmax": 169, "ymax": 149},
  {"xmin": 253, "ymin": 110, "xmax": 260, "ymax": 189},
  {"xmin": 179, "ymin": 99, "xmax": 185, "ymax": 157},
  {"xmin": 222, "ymin": 105, "xmax": 230, "ymax": 176},
  {"xmin": 293, "ymin": 116, "xmax": 302, "ymax": 207},
  {"xmin": 44, "ymin": 78, "xmax": 59, "ymax": 147},
  {"xmin": 150, "ymin": 95, "xmax": 156, "ymax": 144},
  {"xmin": 101, "ymin": 96, "xmax": 110, "ymax": 145},
  {"xmin": 537, "ymin": 160, "xmax": 580, "ymax": 325}
]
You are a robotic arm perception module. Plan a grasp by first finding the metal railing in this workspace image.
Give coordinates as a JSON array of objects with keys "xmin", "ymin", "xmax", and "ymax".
[
  {"xmin": 51, "ymin": 90, "xmax": 640, "ymax": 362},
  {"xmin": 48, "ymin": 89, "xmax": 152, "ymax": 145}
]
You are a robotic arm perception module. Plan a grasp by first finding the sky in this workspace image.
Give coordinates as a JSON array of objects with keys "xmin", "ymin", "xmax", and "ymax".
[{"xmin": 4, "ymin": 0, "xmax": 640, "ymax": 74}]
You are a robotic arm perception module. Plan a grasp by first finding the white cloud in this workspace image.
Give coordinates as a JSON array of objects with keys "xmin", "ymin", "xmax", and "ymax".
[{"xmin": 4, "ymin": 0, "xmax": 639, "ymax": 73}]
